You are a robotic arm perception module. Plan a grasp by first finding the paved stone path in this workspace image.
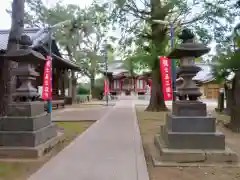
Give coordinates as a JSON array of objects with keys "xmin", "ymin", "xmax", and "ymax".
[
  {"xmin": 27, "ymin": 100, "xmax": 149, "ymax": 180},
  {"xmin": 52, "ymin": 106, "xmax": 112, "ymax": 121}
]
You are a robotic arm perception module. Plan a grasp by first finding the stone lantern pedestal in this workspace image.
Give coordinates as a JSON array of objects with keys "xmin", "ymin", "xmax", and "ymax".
[
  {"xmin": 154, "ymin": 29, "xmax": 238, "ymax": 165},
  {"xmin": 0, "ymin": 35, "xmax": 62, "ymax": 159}
]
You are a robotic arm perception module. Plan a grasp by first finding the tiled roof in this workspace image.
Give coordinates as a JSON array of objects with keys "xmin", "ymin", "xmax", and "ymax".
[
  {"xmin": 176, "ymin": 63, "xmax": 214, "ymax": 82},
  {"xmin": 193, "ymin": 63, "xmax": 234, "ymax": 82},
  {"xmin": 106, "ymin": 61, "xmax": 218, "ymax": 82},
  {"xmin": 0, "ymin": 28, "xmax": 49, "ymax": 50},
  {"xmin": 193, "ymin": 63, "xmax": 214, "ymax": 82},
  {"xmin": 107, "ymin": 60, "xmax": 129, "ymax": 75},
  {"xmin": 0, "ymin": 28, "xmax": 80, "ymax": 70}
]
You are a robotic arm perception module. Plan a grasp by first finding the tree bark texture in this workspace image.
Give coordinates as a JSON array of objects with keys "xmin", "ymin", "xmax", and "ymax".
[
  {"xmin": 145, "ymin": 0, "xmax": 168, "ymax": 111},
  {"xmin": 90, "ymin": 75, "xmax": 96, "ymax": 98},
  {"xmin": 0, "ymin": 0, "xmax": 25, "ymax": 116},
  {"xmin": 145, "ymin": 65, "xmax": 167, "ymax": 111},
  {"xmin": 225, "ymin": 70, "xmax": 240, "ymax": 132}
]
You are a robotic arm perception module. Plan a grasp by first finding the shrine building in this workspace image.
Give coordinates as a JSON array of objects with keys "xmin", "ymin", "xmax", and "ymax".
[
  {"xmin": 105, "ymin": 60, "xmax": 151, "ymax": 96},
  {"xmin": 0, "ymin": 28, "xmax": 80, "ymax": 108}
]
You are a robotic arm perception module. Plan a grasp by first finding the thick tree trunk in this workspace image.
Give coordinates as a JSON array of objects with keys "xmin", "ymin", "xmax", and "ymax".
[
  {"xmin": 225, "ymin": 70, "xmax": 240, "ymax": 132},
  {"xmin": 145, "ymin": 0, "xmax": 169, "ymax": 111},
  {"xmin": 0, "ymin": 0, "xmax": 24, "ymax": 116},
  {"xmin": 145, "ymin": 68, "xmax": 167, "ymax": 111}
]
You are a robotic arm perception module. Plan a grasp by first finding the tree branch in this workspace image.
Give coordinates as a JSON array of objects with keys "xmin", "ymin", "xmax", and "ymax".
[{"xmin": 180, "ymin": 12, "xmax": 208, "ymax": 26}]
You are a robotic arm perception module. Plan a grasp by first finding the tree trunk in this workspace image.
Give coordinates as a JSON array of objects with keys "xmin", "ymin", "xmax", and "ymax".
[
  {"xmin": 225, "ymin": 70, "xmax": 240, "ymax": 132},
  {"xmin": 0, "ymin": 0, "xmax": 25, "ymax": 116},
  {"xmin": 90, "ymin": 76, "xmax": 96, "ymax": 98},
  {"xmin": 145, "ymin": 67, "xmax": 167, "ymax": 111},
  {"xmin": 145, "ymin": 0, "xmax": 169, "ymax": 111}
]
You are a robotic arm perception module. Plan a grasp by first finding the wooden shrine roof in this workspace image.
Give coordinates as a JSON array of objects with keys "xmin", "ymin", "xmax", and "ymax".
[{"xmin": 0, "ymin": 28, "xmax": 80, "ymax": 70}]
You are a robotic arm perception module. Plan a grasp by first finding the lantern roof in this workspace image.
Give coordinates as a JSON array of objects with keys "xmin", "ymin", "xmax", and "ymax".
[{"xmin": 168, "ymin": 29, "xmax": 210, "ymax": 59}]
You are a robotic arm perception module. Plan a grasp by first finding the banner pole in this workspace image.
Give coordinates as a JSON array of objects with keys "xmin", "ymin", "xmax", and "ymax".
[
  {"xmin": 47, "ymin": 28, "xmax": 52, "ymax": 113},
  {"xmin": 170, "ymin": 23, "xmax": 176, "ymax": 102}
]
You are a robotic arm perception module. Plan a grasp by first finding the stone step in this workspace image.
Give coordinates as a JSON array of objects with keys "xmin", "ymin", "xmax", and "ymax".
[
  {"xmin": 0, "ymin": 113, "xmax": 51, "ymax": 131},
  {"xmin": 0, "ymin": 123, "xmax": 57, "ymax": 147},
  {"xmin": 0, "ymin": 132, "xmax": 63, "ymax": 159},
  {"xmin": 166, "ymin": 113, "xmax": 216, "ymax": 132},
  {"xmin": 154, "ymin": 135, "xmax": 238, "ymax": 164},
  {"xmin": 161, "ymin": 126, "xmax": 225, "ymax": 150}
]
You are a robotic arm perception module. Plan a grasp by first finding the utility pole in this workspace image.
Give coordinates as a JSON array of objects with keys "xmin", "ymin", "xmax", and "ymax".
[
  {"xmin": 170, "ymin": 23, "xmax": 176, "ymax": 102},
  {"xmin": 34, "ymin": 20, "xmax": 72, "ymax": 114},
  {"xmin": 104, "ymin": 39, "xmax": 109, "ymax": 106},
  {"xmin": 152, "ymin": 19, "xmax": 176, "ymax": 103}
]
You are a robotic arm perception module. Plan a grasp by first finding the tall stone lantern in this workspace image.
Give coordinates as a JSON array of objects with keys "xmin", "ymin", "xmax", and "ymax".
[
  {"xmin": 154, "ymin": 29, "xmax": 238, "ymax": 164},
  {"xmin": 0, "ymin": 34, "xmax": 60, "ymax": 158}
]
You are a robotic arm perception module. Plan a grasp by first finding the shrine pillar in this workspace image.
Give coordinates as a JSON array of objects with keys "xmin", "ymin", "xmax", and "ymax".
[
  {"xmin": 68, "ymin": 69, "xmax": 72, "ymax": 97},
  {"xmin": 55, "ymin": 68, "xmax": 62, "ymax": 99},
  {"xmin": 64, "ymin": 69, "xmax": 73, "ymax": 104},
  {"xmin": 52, "ymin": 68, "xmax": 57, "ymax": 99},
  {"xmin": 71, "ymin": 70, "xmax": 77, "ymax": 103},
  {"xmin": 62, "ymin": 68, "xmax": 68, "ymax": 97},
  {"xmin": 55, "ymin": 68, "xmax": 63, "ymax": 99},
  {"xmin": 60, "ymin": 69, "xmax": 66, "ymax": 98}
]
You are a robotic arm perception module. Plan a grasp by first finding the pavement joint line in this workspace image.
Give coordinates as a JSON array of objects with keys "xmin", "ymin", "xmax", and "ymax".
[
  {"xmin": 132, "ymin": 101, "xmax": 150, "ymax": 180},
  {"xmin": 54, "ymin": 105, "xmax": 116, "ymax": 152},
  {"xmin": 27, "ymin": 100, "xmax": 150, "ymax": 180}
]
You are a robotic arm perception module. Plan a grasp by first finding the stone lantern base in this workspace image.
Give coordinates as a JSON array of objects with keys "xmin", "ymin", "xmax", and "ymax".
[
  {"xmin": 0, "ymin": 101, "xmax": 63, "ymax": 159},
  {"xmin": 153, "ymin": 101, "xmax": 238, "ymax": 165}
]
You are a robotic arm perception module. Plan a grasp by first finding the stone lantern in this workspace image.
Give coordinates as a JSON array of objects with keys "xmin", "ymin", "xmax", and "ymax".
[
  {"xmin": 154, "ymin": 29, "xmax": 238, "ymax": 164},
  {"xmin": 0, "ymin": 34, "xmax": 61, "ymax": 158}
]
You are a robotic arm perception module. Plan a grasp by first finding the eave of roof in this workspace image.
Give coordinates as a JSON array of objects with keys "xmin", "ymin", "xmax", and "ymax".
[{"xmin": 0, "ymin": 28, "xmax": 80, "ymax": 70}]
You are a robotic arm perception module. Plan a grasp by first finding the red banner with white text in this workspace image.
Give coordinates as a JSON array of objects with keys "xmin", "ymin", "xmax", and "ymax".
[
  {"xmin": 42, "ymin": 56, "xmax": 52, "ymax": 100},
  {"xmin": 104, "ymin": 80, "xmax": 109, "ymax": 95},
  {"xmin": 159, "ymin": 56, "xmax": 173, "ymax": 101}
]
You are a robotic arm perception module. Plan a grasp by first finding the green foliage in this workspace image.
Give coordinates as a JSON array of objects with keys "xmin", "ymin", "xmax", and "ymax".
[
  {"xmin": 76, "ymin": 95, "xmax": 90, "ymax": 102},
  {"xmin": 24, "ymin": 0, "xmax": 115, "ymax": 94},
  {"xmin": 212, "ymin": 49, "xmax": 240, "ymax": 82},
  {"xmin": 107, "ymin": 0, "xmax": 239, "ymax": 71},
  {"xmin": 92, "ymin": 77, "xmax": 105, "ymax": 99},
  {"xmin": 77, "ymin": 86, "xmax": 90, "ymax": 95},
  {"xmin": 211, "ymin": 23, "xmax": 240, "ymax": 83},
  {"xmin": 95, "ymin": 77, "xmax": 105, "ymax": 88}
]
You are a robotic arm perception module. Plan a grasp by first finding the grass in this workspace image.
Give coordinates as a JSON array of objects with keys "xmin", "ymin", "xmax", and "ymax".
[
  {"xmin": 0, "ymin": 121, "xmax": 94, "ymax": 180},
  {"xmin": 136, "ymin": 105, "xmax": 240, "ymax": 180}
]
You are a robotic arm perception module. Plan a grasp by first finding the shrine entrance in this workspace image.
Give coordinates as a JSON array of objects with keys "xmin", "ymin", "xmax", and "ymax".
[{"xmin": 122, "ymin": 78, "xmax": 132, "ymax": 96}]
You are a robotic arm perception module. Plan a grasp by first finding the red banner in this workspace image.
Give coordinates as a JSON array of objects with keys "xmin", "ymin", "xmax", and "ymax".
[
  {"xmin": 42, "ymin": 56, "xmax": 52, "ymax": 100},
  {"xmin": 104, "ymin": 80, "xmax": 109, "ymax": 95},
  {"xmin": 159, "ymin": 56, "xmax": 173, "ymax": 101}
]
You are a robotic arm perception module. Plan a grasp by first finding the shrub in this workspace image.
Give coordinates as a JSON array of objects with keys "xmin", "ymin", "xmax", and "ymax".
[{"xmin": 77, "ymin": 86, "xmax": 90, "ymax": 95}]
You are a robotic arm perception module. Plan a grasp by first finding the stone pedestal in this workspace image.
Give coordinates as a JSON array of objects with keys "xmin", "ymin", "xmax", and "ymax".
[
  {"xmin": 154, "ymin": 101, "xmax": 238, "ymax": 164},
  {"xmin": 0, "ymin": 102, "xmax": 62, "ymax": 158},
  {"xmin": 154, "ymin": 29, "xmax": 237, "ymax": 165},
  {"xmin": 163, "ymin": 101, "xmax": 225, "ymax": 149},
  {"xmin": 0, "ymin": 34, "xmax": 63, "ymax": 159}
]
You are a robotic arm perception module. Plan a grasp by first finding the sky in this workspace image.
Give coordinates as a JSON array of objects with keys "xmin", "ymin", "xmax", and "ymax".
[{"xmin": 0, "ymin": 0, "xmax": 93, "ymax": 29}]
